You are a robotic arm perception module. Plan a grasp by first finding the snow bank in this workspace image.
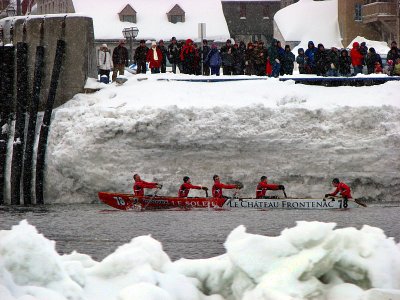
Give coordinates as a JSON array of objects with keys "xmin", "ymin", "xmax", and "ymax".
[
  {"xmin": 72, "ymin": 0, "xmax": 230, "ymax": 41},
  {"xmin": 1, "ymin": 220, "xmax": 400, "ymax": 300},
  {"xmin": 40, "ymin": 73, "xmax": 400, "ymax": 204},
  {"xmin": 275, "ymin": 0, "xmax": 343, "ymax": 49}
]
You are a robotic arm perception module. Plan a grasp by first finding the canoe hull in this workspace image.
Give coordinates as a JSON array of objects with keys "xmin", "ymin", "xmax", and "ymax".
[{"xmin": 98, "ymin": 192, "xmax": 360, "ymax": 210}]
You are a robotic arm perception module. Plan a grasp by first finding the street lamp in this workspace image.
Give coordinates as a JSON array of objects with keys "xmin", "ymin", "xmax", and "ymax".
[
  {"xmin": 122, "ymin": 26, "xmax": 139, "ymax": 65},
  {"xmin": 6, "ymin": 5, "xmax": 16, "ymax": 17}
]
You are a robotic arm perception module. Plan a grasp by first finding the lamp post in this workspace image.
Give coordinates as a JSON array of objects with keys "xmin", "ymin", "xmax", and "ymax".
[
  {"xmin": 122, "ymin": 27, "xmax": 139, "ymax": 65},
  {"xmin": 6, "ymin": 5, "xmax": 16, "ymax": 17}
]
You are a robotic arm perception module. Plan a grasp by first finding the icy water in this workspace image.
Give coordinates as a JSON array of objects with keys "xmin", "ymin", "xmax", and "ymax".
[{"xmin": 1, "ymin": 203, "xmax": 399, "ymax": 261}]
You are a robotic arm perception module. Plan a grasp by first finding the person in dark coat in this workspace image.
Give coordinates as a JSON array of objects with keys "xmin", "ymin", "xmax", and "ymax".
[
  {"xmin": 296, "ymin": 48, "xmax": 307, "ymax": 74},
  {"xmin": 338, "ymin": 49, "xmax": 352, "ymax": 76},
  {"xmin": 387, "ymin": 41, "xmax": 400, "ymax": 65},
  {"xmin": 281, "ymin": 45, "xmax": 295, "ymax": 75},
  {"xmin": 112, "ymin": 40, "xmax": 129, "ymax": 82},
  {"xmin": 245, "ymin": 42, "xmax": 256, "ymax": 75},
  {"xmin": 238, "ymin": 41, "xmax": 247, "ymax": 74},
  {"xmin": 133, "ymin": 40, "xmax": 148, "ymax": 74},
  {"xmin": 315, "ymin": 43, "xmax": 329, "ymax": 76},
  {"xmin": 327, "ymin": 47, "xmax": 340, "ymax": 77},
  {"xmin": 365, "ymin": 47, "xmax": 382, "ymax": 74},
  {"xmin": 305, "ymin": 41, "xmax": 317, "ymax": 74},
  {"xmin": 168, "ymin": 37, "xmax": 182, "ymax": 73},
  {"xmin": 220, "ymin": 39, "xmax": 236, "ymax": 75},
  {"xmin": 360, "ymin": 42, "xmax": 368, "ymax": 66},
  {"xmin": 158, "ymin": 40, "xmax": 168, "ymax": 73},
  {"xmin": 253, "ymin": 41, "xmax": 267, "ymax": 76},
  {"xmin": 201, "ymin": 39, "xmax": 211, "ymax": 76},
  {"xmin": 205, "ymin": 43, "xmax": 222, "ymax": 76},
  {"xmin": 268, "ymin": 39, "xmax": 281, "ymax": 77}
]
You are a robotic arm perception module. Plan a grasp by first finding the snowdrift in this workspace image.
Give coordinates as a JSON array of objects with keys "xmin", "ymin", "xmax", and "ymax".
[{"xmin": 1, "ymin": 220, "xmax": 400, "ymax": 300}]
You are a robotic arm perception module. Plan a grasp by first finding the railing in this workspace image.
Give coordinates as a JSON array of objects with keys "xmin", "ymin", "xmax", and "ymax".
[{"xmin": 362, "ymin": 1, "xmax": 397, "ymax": 18}]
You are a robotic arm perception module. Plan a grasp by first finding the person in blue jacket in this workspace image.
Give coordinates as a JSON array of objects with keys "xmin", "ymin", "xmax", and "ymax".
[
  {"xmin": 205, "ymin": 43, "xmax": 222, "ymax": 76},
  {"xmin": 305, "ymin": 41, "xmax": 318, "ymax": 74}
]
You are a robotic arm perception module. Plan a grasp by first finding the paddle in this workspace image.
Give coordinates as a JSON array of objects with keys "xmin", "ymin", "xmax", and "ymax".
[
  {"xmin": 142, "ymin": 186, "xmax": 161, "ymax": 211},
  {"xmin": 324, "ymin": 195, "xmax": 367, "ymax": 207}
]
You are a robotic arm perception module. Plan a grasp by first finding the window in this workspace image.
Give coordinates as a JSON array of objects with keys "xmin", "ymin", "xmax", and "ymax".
[
  {"xmin": 122, "ymin": 15, "xmax": 136, "ymax": 23},
  {"xmin": 240, "ymin": 3, "xmax": 246, "ymax": 19},
  {"xmin": 170, "ymin": 15, "xmax": 183, "ymax": 23},
  {"xmin": 355, "ymin": 3, "xmax": 362, "ymax": 21}
]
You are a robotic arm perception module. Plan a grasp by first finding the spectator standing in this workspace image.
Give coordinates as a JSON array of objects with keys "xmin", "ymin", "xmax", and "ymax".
[
  {"xmin": 315, "ymin": 43, "xmax": 329, "ymax": 76},
  {"xmin": 393, "ymin": 58, "xmax": 400, "ymax": 75},
  {"xmin": 146, "ymin": 41, "xmax": 163, "ymax": 74},
  {"xmin": 220, "ymin": 39, "xmax": 235, "ymax": 75},
  {"xmin": 281, "ymin": 45, "xmax": 295, "ymax": 75},
  {"xmin": 338, "ymin": 49, "xmax": 352, "ymax": 76},
  {"xmin": 180, "ymin": 39, "xmax": 197, "ymax": 75},
  {"xmin": 305, "ymin": 41, "xmax": 317, "ymax": 74},
  {"xmin": 134, "ymin": 40, "xmax": 148, "ymax": 74},
  {"xmin": 168, "ymin": 37, "xmax": 182, "ymax": 73},
  {"xmin": 350, "ymin": 42, "xmax": 364, "ymax": 75},
  {"xmin": 327, "ymin": 47, "xmax": 340, "ymax": 77},
  {"xmin": 112, "ymin": 40, "xmax": 129, "ymax": 82},
  {"xmin": 253, "ymin": 41, "xmax": 267, "ymax": 76},
  {"xmin": 360, "ymin": 41, "xmax": 368, "ymax": 72},
  {"xmin": 245, "ymin": 42, "xmax": 256, "ymax": 75},
  {"xmin": 296, "ymin": 48, "xmax": 307, "ymax": 74},
  {"xmin": 365, "ymin": 47, "xmax": 382, "ymax": 74},
  {"xmin": 205, "ymin": 43, "xmax": 222, "ymax": 76},
  {"xmin": 98, "ymin": 44, "xmax": 113, "ymax": 83},
  {"xmin": 238, "ymin": 41, "xmax": 247, "ymax": 75},
  {"xmin": 158, "ymin": 40, "xmax": 168, "ymax": 73},
  {"xmin": 268, "ymin": 39, "xmax": 281, "ymax": 77},
  {"xmin": 201, "ymin": 39, "xmax": 211, "ymax": 76},
  {"xmin": 387, "ymin": 41, "xmax": 400, "ymax": 64}
]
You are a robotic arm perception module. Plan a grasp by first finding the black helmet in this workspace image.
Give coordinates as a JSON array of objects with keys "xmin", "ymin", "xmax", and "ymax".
[
  {"xmin": 183, "ymin": 176, "xmax": 190, "ymax": 182},
  {"xmin": 332, "ymin": 178, "xmax": 340, "ymax": 184}
]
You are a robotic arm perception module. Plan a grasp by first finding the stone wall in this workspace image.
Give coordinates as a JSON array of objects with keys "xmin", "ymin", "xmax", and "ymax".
[{"xmin": 0, "ymin": 15, "xmax": 97, "ymax": 110}]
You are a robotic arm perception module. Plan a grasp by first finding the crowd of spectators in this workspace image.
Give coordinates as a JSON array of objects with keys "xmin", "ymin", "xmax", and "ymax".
[{"xmin": 100, "ymin": 38, "xmax": 400, "ymax": 82}]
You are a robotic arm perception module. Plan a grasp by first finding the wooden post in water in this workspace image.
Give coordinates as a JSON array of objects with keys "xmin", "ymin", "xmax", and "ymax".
[
  {"xmin": 10, "ymin": 42, "xmax": 29, "ymax": 205},
  {"xmin": 0, "ymin": 46, "xmax": 15, "ymax": 205},
  {"xmin": 35, "ymin": 39, "xmax": 66, "ymax": 205}
]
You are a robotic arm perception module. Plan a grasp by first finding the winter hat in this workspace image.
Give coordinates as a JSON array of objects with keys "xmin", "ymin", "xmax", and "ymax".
[
  {"xmin": 171, "ymin": 36, "xmax": 177, "ymax": 41},
  {"xmin": 226, "ymin": 39, "xmax": 231, "ymax": 44},
  {"xmin": 369, "ymin": 47, "xmax": 376, "ymax": 53},
  {"xmin": 151, "ymin": 41, "xmax": 157, "ymax": 46},
  {"xmin": 353, "ymin": 42, "xmax": 360, "ymax": 48},
  {"xmin": 101, "ymin": 44, "xmax": 108, "ymax": 49},
  {"xmin": 285, "ymin": 45, "xmax": 290, "ymax": 50},
  {"xmin": 247, "ymin": 42, "xmax": 253, "ymax": 48},
  {"xmin": 308, "ymin": 41, "xmax": 314, "ymax": 47},
  {"xmin": 298, "ymin": 48, "xmax": 304, "ymax": 54}
]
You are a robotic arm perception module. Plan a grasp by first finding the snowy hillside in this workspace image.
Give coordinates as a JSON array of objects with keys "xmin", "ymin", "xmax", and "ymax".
[{"xmin": 37, "ymin": 73, "xmax": 400, "ymax": 204}]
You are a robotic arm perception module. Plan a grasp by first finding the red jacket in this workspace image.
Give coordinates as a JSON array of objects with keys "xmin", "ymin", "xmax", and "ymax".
[
  {"xmin": 178, "ymin": 183, "xmax": 202, "ymax": 198},
  {"xmin": 212, "ymin": 181, "xmax": 237, "ymax": 198},
  {"xmin": 329, "ymin": 182, "xmax": 352, "ymax": 198},
  {"xmin": 256, "ymin": 181, "xmax": 279, "ymax": 198},
  {"xmin": 133, "ymin": 180, "xmax": 158, "ymax": 196},
  {"xmin": 350, "ymin": 42, "xmax": 364, "ymax": 67},
  {"xmin": 146, "ymin": 48, "xmax": 163, "ymax": 68}
]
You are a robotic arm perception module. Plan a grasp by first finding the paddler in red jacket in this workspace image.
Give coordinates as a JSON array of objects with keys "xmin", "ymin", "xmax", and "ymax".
[
  {"xmin": 325, "ymin": 178, "xmax": 352, "ymax": 199},
  {"xmin": 256, "ymin": 176, "xmax": 285, "ymax": 198},
  {"xmin": 212, "ymin": 175, "xmax": 242, "ymax": 198},
  {"xmin": 133, "ymin": 174, "xmax": 162, "ymax": 196},
  {"xmin": 178, "ymin": 176, "xmax": 208, "ymax": 197}
]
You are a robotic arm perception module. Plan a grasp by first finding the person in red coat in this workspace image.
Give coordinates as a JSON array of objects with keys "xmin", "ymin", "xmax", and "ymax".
[
  {"xmin": 325, "ymin": 178, "xmax": 352, "ymax": 199},
  {"xmin": 212, "ymin": 175, "xmax": 241, "ymax": 198},
  {"xmin": 146, "ymin": 41, "xmax": 163, "ymax": 74},
  {"xmin": 256, "ymin": 176, "xmax": 285, "ymax": 198},
  {"xmin": 350, "ymin": 42, "xmax": 364, "ymax": 75},
  {"xmin": 133, "ymin": 174, "xmax": 161, "ymax": 196},
  {"xmin": 178, "ymin": 176, "xmax": 208, "ymax": 198}
]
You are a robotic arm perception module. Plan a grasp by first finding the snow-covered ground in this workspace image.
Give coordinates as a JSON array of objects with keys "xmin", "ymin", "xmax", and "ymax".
[
  {"xmin": 1, "ymin": 220, "xmax": 400, "ymax": 300},
  {"xmin": 35, "ymin": 73, "xmax": 400, "ymax": 204}
]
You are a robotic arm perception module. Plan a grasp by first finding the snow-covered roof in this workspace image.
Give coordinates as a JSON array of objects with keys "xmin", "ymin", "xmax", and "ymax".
[
  {"xmin": 275, "ymin": 0, "xmax": 343, "ymax": 49},
  {"xmin": 72, "ymin": 0, "xmax": 230, "ymax": 41}
]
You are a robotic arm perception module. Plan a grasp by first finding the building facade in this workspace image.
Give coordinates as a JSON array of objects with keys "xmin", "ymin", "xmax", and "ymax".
[
  {"xmin": 281, "ymin": 0, "xmax": 298, "ymax": 8},
  {"xmin": 338, "ymin": 0, "xmax": 400, "ymax": 47},
  {"xmin": 221, "ymin": 0, "xmax": 281, "ymax": 44}
]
